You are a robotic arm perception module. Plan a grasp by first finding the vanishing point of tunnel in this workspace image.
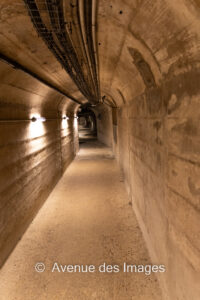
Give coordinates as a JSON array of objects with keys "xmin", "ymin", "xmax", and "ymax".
[{"xmin": 0, "ymin": 1, "xmax": 199, "ymax": 299}]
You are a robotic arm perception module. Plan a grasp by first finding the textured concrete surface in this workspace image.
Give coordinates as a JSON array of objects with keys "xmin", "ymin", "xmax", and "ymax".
[
  {"xmin": 95, "ymin": 2, "xmax": 200, "ymax": 299},
  {"xmin": 0, "ymin": 118, "xmax": 77, "ymax": 268},
  {"xmin": 0, "ymin": 141, "xmax": 162, "ymax": 300},
  {"xmin": 0, "ymin": 0, "xmax": 86, "ymax": 104},
  {"xmin": 115, "ymin": 78, "xmax": 200, "ymax": 299},
  {"xmin": 94, "ymin": 105, "xmax": 114, "ymax": 148},
  {"xmin": 0, "ymin": 0, "xmax": 199, "ymax": 299}
]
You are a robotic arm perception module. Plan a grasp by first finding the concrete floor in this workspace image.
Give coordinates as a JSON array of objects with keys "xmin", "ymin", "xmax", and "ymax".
[
  {"xmin": 79, "ymin": 127, "xmax": 97, "ymax": 143},
  {"xmin": 0, "ymin": 140, "xmax": 162, "ymax": 300}
]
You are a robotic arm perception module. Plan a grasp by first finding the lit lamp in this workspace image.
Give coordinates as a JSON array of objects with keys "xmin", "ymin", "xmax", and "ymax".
[{"xmin": 31, "ymin": 116, "xmax": 46, "ymax": 122}]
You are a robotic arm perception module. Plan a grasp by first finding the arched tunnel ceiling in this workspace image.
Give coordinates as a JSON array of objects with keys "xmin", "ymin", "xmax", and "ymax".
[
  {"xmin": 0, "ymin": 1, "xmax": 84, "ymax": 100},
  {"xmin": 97, "ymin": 0, "xmax": 200, "ymax": 106},
  {"xmin": 0, "ymin": 0, "xmax": 199, "ymax": 113},
  {"xmin": 0, "ymin": 0, "xmax": 100, "ymax": 116}
]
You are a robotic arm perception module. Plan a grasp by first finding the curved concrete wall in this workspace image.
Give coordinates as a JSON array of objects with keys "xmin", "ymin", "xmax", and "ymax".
[
  {"xmin": 94, "ymin": 104, "xmax": 114, "ymax": 148},
  {"xmin": 0, "ymin": 58, "xmax": 79, "ymax": 267},
  {"xmin": 96, "ymin": 1, "xmax": 200, "ymax": 299},
  {"xmin": 0, "ymin": 0, "xmax": 199, "ymax": 299}
]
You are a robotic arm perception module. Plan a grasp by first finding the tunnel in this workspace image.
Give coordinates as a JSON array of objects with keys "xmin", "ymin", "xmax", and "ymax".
[
  {"xmin": 0, "ymin": 0, "xmax": 199, "ymax": 299},
  {"xmin": 78, "ymin": 106, "xmax": 97, "ymax": 142}
]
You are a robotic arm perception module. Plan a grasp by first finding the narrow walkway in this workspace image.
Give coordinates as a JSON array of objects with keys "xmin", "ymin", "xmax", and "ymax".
[{"xmin": 0, "ymin": 141, "xmax": 162, "ymax": 300}]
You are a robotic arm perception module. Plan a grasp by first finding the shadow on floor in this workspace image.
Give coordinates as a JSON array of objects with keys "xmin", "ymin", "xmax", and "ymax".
[
  {"xmin": 77, "ymin": 140, "xmax": 114, "ymax": 160},
  {"xmin": 78, "ymin": 127, "xmax": 97, "ymax": 144}
]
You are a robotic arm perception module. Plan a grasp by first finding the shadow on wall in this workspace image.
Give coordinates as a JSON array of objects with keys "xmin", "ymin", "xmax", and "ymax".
[{"xmin": 92, "ymin": 104, "xmax": 114, "ymax": 149}]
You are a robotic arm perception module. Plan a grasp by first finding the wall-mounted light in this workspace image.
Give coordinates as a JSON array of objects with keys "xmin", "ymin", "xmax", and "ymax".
[
  {"xmin": 63, "ymin": 115, "xmax": 69, "ymax": 120},
  {"xmin": 29, "ymin": 114, "xmax": 46, "ymax": 138},
  {"xmin": 31, "ymin": 116, "xmax": 46, "ymax": 122}
]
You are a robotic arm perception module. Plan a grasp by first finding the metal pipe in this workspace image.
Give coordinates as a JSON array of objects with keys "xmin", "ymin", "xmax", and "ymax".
[
  {"xmin": 78, "ymin": 0, "xmax": 96, "ymax": 94},
  {"xmin": 92, "ymin": 0, "xmax": 100, "ymax": 98}
]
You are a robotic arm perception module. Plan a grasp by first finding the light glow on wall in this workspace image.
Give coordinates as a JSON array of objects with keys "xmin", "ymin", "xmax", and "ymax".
[
  {"xmin": 29, "ymin": 114, "xmax": 45, "ymax": 138},
  {"xmin": 74, "ymin": 117, "xmax": 78, "ymax": 129},
  {"xmin": 31, "ymin": 116, "xmax": 46, "ymax": 122},
  {"xmin": 62, "ymin": 115, "xmax": 70, "ymax": 130},
  {"xmin": 63, "ymin": 115, "xmax": 69, "ymax": 120},
  {"xmin": 62, "ymin": 119, "xmax": 69, "ymax": 130}
]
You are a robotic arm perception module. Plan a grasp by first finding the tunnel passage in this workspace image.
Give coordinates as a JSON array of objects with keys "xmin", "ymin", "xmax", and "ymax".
[
  {"xmin": 78, "ymin": 106, "xmax": 97, "ymax": 143},
  {"xmin": 0, "ymin": 0, "xmax": 200, "ymax": 300}
]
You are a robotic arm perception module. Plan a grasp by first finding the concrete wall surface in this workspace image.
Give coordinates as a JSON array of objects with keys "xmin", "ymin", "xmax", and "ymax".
[
  {"xmin": 115, "ymin": 63, "xmax": 200, "ymax": 300},
  {"xmin": 0, "ymin": 60, "xmax": 79, "ymax": 268},
  {"xmin": 96, "ymin": 0, "xmax": 200, "ymax": 298},
  {"xmin": 0, "ymin": 1, "xmax": 199, "ymax": 299}
]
